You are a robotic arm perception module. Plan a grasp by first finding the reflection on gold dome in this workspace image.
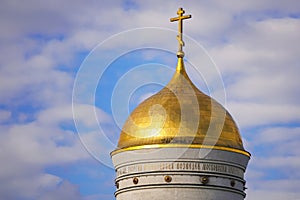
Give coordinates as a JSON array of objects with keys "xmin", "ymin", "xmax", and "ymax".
[{"xmin": 115, "ymin": 58, "xmax": 249, "ymax": 156}]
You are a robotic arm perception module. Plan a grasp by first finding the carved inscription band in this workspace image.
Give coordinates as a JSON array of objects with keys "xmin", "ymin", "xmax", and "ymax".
[{"xmin": 117, "ymin": 162, "xmax": 243, "ymax": 178}]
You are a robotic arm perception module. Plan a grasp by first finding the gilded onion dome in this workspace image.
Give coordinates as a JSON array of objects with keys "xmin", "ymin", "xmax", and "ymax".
[
  {"xmin": 116, "ymin": 57, "xmax": 248, "ymax": 155},
  {"xmin": 114, "ymin": 7, "xmax": 249, "ymax": 156}
]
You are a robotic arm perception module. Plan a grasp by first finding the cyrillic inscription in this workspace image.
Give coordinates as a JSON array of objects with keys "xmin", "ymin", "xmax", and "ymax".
[{"xmin": 117, "ymin": 162, "xmax": 243, "ymax": 177}]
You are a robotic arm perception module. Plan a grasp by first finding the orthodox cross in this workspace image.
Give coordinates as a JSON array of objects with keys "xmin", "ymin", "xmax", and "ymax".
[{"xmin": 170, "ymin": 8, "xmax": 192, "ymax": 58}]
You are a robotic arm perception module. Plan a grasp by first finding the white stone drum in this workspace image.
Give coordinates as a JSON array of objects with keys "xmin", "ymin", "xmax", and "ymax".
[{"xmin": 111, "ymin": 147, "xmax": 250, "ymax": 200}]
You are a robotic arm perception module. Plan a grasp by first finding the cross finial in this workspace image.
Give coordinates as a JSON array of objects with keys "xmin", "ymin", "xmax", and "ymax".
[{"xmin": 170, "ymin": 8, "xmax": 192, "ymax": 58}]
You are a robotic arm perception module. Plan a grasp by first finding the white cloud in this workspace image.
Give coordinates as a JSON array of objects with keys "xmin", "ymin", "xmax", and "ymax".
[
  {"xmin": 0, "ymin": 102, "xmax": 118, "ymax": 199},
  {"xmin": 0, "ymin": 123, "xmax": 87, "ymax": 169},
  {"xmin": 256, "ymin": 127, "xmax": 300, "ymax": 144},
  {"xmin": 201, "ymin": 16, "xmax": 300, "ymax": 130},
  {"xmin": 0, "ymin": 173, "xmax": 60, "ymax": 199},
  {"xmin": 37, "ymin": 180, "xmax": 82, "ymax": 200},
  {"xmin": 0, "ymin": 104, "xmax": 107, "ymax": 199},
  {"xmin": 255, "ymin": 156, "xmax": 300, "ymax": 170},
  {"xmin": 244, "ymin": 125, "xmax": 300, "ymax": 199},
  {"xmin": 0, "ymin": 110, "xmax": 11, "ymax": 122},
  {"xmin": 38, "ymin": 104, "xmax": 112, "ymax": 127},
  {"xmin": 210, "ymin": 17, "xmax": 300, "ymax": 104},
  {"xmin": 227, "ymin": 102, "xmax": 300, "ymax": 128},
  {"xmin": 246, "ymin": 188, "xmax": 299, "ymax": 200}
]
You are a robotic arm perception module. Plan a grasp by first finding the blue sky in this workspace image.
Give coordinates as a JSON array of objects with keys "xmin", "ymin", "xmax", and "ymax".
[{"xmin": 0, "ymin": 0, "xmax": 300, "ymax": 199}]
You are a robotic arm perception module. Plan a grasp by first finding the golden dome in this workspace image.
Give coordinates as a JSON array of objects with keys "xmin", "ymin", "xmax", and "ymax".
[{"xmin": 115, "ymin": 57, "xmax": 249, "ymax": 156}]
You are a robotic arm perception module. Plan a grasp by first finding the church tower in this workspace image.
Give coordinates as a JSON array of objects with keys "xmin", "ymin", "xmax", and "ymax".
[{"xmin": 111, "ymin": 8, "xmax": 250, "ymax": 200}]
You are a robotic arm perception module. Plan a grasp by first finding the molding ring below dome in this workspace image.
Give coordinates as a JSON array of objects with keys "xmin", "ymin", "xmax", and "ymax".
[{"xmin": 111, "ymin": 144, "xmax": 251, "ymax": 157}]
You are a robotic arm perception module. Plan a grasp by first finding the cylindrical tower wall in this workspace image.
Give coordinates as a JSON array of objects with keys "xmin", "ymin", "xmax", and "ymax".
[{"xmin": 111, "ymin": 147, "xmax": 250, "ymax": 200}]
